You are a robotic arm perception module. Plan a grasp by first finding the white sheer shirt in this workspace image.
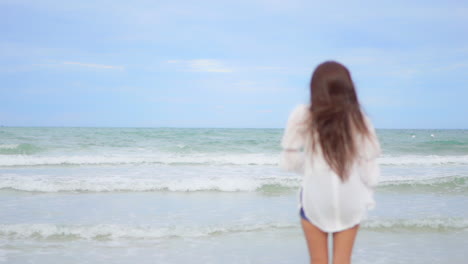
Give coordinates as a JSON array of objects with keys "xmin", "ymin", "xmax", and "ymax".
[{"xmin": 279, "ymin": 104, "xmax": 381, "ymax": 232}]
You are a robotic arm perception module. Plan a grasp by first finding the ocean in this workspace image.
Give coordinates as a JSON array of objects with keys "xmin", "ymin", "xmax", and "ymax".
[{"xmin": 0, "ymin": 127, "xmax": 467, "ymax": 263}]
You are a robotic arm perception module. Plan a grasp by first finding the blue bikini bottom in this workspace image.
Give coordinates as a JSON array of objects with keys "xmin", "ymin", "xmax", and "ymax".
[
  {"xmin": 299, "ymin": 188, "xmax": 311, "ymax": 222},
  {"xmin": 300, "ymin": 207, "xmax": 310, "ymax": 222}
]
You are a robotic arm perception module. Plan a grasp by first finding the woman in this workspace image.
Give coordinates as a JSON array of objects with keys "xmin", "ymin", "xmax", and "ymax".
[{"xmin": 280, "ymin": 61, "xmax": 380, "ymax": 264}]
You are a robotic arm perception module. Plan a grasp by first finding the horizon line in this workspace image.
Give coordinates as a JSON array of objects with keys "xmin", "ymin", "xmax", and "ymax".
[{"xmin": 1, "ymin": 125, "xmax": 467, "ymax": 130}]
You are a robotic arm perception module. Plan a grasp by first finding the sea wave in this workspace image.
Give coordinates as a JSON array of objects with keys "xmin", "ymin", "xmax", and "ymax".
[
  {"xmin": 378, "ymin": 175, "xmax": 467, "ymax": 193},
  {"xmin": 1, "ymin": 154, "xmax": 468, "ymax": 167},
  {"xmin": 0, "ymin": 154, "xmax": 277, "ymax": 167},
  {"xmin": 0, "ymin": 144, "xmax": 18, "ymax": 149},
  {"xmin": 0, "ymin": 223, "xmax": 296, "ymax": 240},
  {"xmin": 0, "ymin": 174, "xmax": 300, "ymax": 193},
  {"xmin": 0, "ymin": 217, "xmax": 465, "ymax": 240},
  {"xmin": 379, "ymin": 155, "xmax": 468, "ymax": 166},
  {"xmin": 362, "ymin": 218, "xmax": 468, "ymax": 231},
  {"xmin": 0, "ymin": 144, "xmax": 42, "ymax": 155},
  {"xmin": 1, "ymin": 174, "xmax": 466, "ymax": 194}
]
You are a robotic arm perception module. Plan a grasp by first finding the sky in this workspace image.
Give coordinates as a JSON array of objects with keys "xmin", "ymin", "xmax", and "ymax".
[{"xmin": 1, "ymin": 0, "xmax": 467, "ymax": 129}]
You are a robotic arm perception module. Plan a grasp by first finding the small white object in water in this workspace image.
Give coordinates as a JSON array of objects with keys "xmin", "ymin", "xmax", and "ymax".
[
  {"xmin": 431, "ymin": 134, "xmax": 435, "ymax": 138},
  {"xmin": 411, "ymin": 135, "xmax": 416, "ymax": 138}
]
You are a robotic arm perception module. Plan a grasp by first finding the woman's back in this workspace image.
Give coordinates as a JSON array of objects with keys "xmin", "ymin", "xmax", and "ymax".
[{"xmin": 280, "ymin": 104, "xmax": 380, "ymax": 232}]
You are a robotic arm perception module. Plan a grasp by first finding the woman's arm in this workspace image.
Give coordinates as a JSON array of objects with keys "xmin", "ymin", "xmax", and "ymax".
[
  {"xmin": 279, "ymin": 105, "xmax": 309, "ymax": 174},
  {"xmin": 359, "ymin": 116, "xmax": 381, "ymax": 187}
]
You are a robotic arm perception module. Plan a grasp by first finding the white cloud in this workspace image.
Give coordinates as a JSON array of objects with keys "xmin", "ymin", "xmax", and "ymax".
[
  {"xmin": 231, "ymin": 80, "xmax": 286, "ymax": 92},
  {"xmin": 63, "ymin": 61, "xmax": 124, "ymax": 70},
  {"xmin": 253, "ymin": 66, "xmax": 287, "ymax": 71},
  {"xmin": 167, "ymin": 59, "xmax": 233, "ymax": 73}
]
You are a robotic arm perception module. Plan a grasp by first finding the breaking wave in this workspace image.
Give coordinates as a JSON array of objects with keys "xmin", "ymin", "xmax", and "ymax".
[
  {"xmin": 1, "ymin": 217, "xmax": 465, "ymax": 240},
  {"xmin": 1, "ymin": 154, "xmax": 468, "ymax": 167}
]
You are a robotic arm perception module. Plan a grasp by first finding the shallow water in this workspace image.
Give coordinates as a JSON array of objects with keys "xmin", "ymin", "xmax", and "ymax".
[{"xmin": 0, "ymin": 127, "xmax": 467, "ymax": 263}]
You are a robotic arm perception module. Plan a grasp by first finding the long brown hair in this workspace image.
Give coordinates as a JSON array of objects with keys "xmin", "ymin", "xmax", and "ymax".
[{"xmin": 309, "ymin": 61, "xmax": 369, "ymax": 181}]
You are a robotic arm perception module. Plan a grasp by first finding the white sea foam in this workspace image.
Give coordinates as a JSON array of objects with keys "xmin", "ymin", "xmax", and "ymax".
[
  {"xmin": 379, "ymin": 175, "xmax": 467, "ymax": 187},
  {"xmin": 0, "ymin": 218, "xmax": 465, "ymax": 240},
  {"xmin": 379, "ymin": 155, "xmax": 468, "ymax": 166},
  {"xmin": 1, "ymin": 171, "xmax": 466, "ymax": 193},
  {"xmin": 0, "ymin": 153, "xmax": 278, "ymax": 167},
  {"xmin": 0, "ymin": 174, "xmax": 300, "ymax": 193},
  {"xmin": 1, "ymin": 154, "xmax": 468, "ymax": 167},
  {"xmin": 0, "ymin": 144, "xmax": 19, "ymax": 149},
  {"xmin": 363, "ymin": 218, "xmax": 468, "ymax": 231},
  {"xmin": 0, "ymin": 223, "xmax": 296, "ymax": 240}
]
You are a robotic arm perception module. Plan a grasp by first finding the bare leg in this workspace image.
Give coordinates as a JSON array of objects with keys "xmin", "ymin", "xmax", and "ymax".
[
  {"xmin": 332, "ymin": 224, "xmax": 359, "ymax": 264},
  {"xmin": 301, "ymin": 219, "xmax": 329, "ymax": 264}
]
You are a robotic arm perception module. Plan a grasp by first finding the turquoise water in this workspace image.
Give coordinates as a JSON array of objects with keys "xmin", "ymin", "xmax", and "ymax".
[
  {"xmin": 0, "ymin": 127, "xmax": 467, "ymax": 263},
  {"xmin": 2, "ymin": 127, "xmax": 468, "ymax": 156}
]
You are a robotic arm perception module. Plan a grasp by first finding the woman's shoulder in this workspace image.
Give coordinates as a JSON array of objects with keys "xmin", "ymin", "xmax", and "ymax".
[
  {"xmin": 293, "ymin": 103, "xmax": 310, "ymax": 111},
  {"xmin": 288, "ymin": 104, "xmax": 310, "ymax": 120},
  {"xmin": 359, "ymin": 113, "xmax": 381, "ymax": 157},
  {"xmin": 361, "ymin": 113, "xmax": 376, "ymax": 132}
]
